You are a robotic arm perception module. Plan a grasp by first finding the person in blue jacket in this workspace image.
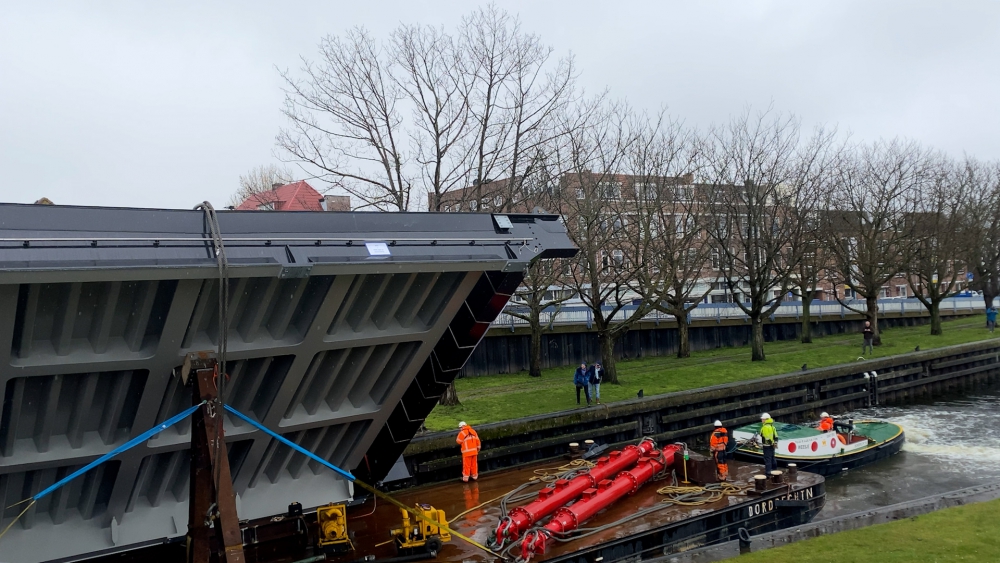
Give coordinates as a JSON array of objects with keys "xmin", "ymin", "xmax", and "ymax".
[
  {"xmin": 987, "ymin": 306, "xmax": 997, "ymax": 333},
  {"xmin": 574, "ymin": 363, "xmax": 591, "ymax": 405}
]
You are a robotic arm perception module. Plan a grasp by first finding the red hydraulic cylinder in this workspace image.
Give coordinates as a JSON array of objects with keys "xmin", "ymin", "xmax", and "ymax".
[
  {"xmin": 520, "ymin": 444, "xmax": 682, "ymax": 561},
  {"xmin": 493, "ymin": 438, "xmax": 657, "ymax": 544}
]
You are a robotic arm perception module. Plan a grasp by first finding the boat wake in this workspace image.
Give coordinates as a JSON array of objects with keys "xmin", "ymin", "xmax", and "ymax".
[{"xmin": 849, "ymin": 397, "xmax": 1000, "ymax": 473}]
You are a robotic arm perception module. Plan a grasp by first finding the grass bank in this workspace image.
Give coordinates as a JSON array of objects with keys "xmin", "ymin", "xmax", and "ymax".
[
  {"xmin": 424, "ymin": 316, "xmax": 998, "ymax": 431},
  {"xmin": 737, "ymin": 497, "xmax": 1000, "ymax": 563}
]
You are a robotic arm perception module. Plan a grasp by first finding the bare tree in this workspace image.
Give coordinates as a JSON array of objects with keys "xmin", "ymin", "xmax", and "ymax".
[
  {"xmin": 393, "ymin": 24, "xmax": 471, "ymax": 212},
  {"xmin": 456, "ymin": 5, "xmax": 576, "ymax": 211},
  {"xmin": 507, "ymin": 259, "xmax": 575, "ymax": 377},
  {"xmin": 786, "ymin": 130, "xmax": 841, "ymax": 343},
  {"xmin": 905, "ymin": 156, "xmax": 970, "ymax": 335},
  {"xmin": 555, "ymin": 99, "xmax": 647, "ymax": 383},
  {"xmin": 628, "ymin": 116, "xmax": 708, "ymax": 358},
  {"xmin": 230, "ymin": 164, "xmax": 295, "ymax": 209},
  {"xmin": 821, "ymin": 139, "xmax": 932, "ymax": 345},
  {"xmin": 501, "ymin": 159, "xmax": 575, "ymax": 377},
  {"xmin": 960, "ymin": 159, "xmax": 1000, "ymax": 311},
  {"xmin": 703, "ymin": 109, "xmax": 821, "ymax": 361},
  {"xmin": 278, "ymin": 28, "xmax": 411, "ymax": 211},
  {"xmin": 788, "ymin": 228, "xmax": 827, "ymax": 344}
]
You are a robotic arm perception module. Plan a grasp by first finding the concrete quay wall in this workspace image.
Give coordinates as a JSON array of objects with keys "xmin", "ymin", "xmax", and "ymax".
[{"xmin": 463, "ymin": 307, "xmax": 979, "ymax": 377}]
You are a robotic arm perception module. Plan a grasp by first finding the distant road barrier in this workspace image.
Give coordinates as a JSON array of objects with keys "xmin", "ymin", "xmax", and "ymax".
[{"xmin": 492, "ymin": 296, "xmax": 996, "ymax": 330}]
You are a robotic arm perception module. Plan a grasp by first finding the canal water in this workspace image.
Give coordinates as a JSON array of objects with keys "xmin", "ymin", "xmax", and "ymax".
[{"xmin": 818, "ymin": 385, "xmax": 1000, "ymax": 519}]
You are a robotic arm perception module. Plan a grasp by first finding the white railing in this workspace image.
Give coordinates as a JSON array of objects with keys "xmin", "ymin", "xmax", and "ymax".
[{"xmin": 492, "ymin": 296, "xmax": 996, "ymax": 330}]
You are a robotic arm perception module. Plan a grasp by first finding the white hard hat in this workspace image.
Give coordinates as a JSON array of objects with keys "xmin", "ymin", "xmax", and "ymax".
[
  {"xmin": 714, "ymin": 420, "xmax": 723, "ymax": 427},
  {"xmin": 760, "ymin": 413, "xmax": 770, "ymax": 420},
  {"xmin": 820, "ymin": 412, "xmax": 830, "ymax": 418},
  {"xmin": 458, "ymin": 421, "xmax": 467, "ymax": 428}
]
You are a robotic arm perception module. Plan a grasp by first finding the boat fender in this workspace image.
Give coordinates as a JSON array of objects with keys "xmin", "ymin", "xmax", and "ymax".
[{"xmin": 837, "ymin": 434, "xmax": 847, "ymax": 445}]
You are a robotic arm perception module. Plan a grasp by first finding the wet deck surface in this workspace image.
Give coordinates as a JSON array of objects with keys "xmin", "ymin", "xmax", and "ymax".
[{"xmin": 333, "ymin": 457, "xmax": 822, "ymax": 563}]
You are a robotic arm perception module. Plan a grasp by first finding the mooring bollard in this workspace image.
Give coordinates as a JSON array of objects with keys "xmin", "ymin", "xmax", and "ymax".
[
  {"xmin": 787, "ymin": 463, "xmax": 798, "ymax": 480},
  {"xmin": 738, "ymin": 527, "xmax": 752, "ymax": 554},
  {"xmin": 569, "ymin": 442, "xmax": 580, "ymax": 455},
  {"xmin": 770, "ymin": 470, "xmax": 784, "ymax": 484},
  {"xmin": 754, "ymin": 474, "xmax": 767, "ymax": 491}
]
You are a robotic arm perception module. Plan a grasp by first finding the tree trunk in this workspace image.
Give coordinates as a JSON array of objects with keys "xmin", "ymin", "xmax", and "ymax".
[
  {"xmin": 865, "ymin": 295, "xmax": 881, "ymax": 345},
  {"xmin": 676, "ymin": 315, "xmax": 690, "ymax": 359},
  {"xmin": 929, "ymin": 301, "xmax": 942, "ymax": 335},
  {"xmin": 751, "ymin": 317, "xmax": 766, "ymax": 361},
  {"xmin": 598, "ymin": 331, "xmax": 618, "ymax": 384},
  {"xmin": 439, "ymin": 381, "xmax": 460, "ymax": 406},
  {"xmin": 800, "ymin": 297, "xmax": 812, "ymax": 344},
  {"xmin": 528, "ymin": 313, "xmax": 543, "ymax": 377},
  {"xmin": 984, "ymin": 290, "xmax": 997, "ymax": 313}
]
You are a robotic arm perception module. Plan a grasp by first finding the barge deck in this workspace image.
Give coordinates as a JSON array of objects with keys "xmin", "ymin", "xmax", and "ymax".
[{"xmin": 332, "ymin": 458, "xmax": 825, "ymax": 563}]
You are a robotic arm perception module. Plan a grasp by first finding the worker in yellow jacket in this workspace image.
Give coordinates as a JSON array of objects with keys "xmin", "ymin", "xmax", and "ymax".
[
  {"xmin": 760, "ymin": 413, "xmax": 778, "ymax": 474},
  {"xmin": 457, "ymin": 422, "xmax": 481, "ymax": 482}
]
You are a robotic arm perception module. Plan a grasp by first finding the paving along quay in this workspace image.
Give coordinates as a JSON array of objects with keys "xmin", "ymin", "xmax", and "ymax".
[{"xmin": 0, "ymin": 203, "xmax": 998, "ymax": 563}]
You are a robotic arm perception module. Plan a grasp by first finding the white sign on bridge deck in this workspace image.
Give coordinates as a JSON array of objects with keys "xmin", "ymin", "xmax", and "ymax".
[{"xmin": 365, "ymin": 242, "xmax": 391, "ymax": 256}]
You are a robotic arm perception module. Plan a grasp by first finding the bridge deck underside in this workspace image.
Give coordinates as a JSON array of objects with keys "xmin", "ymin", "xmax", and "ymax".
[{"xmin": 0, "ymin": 204, "xmax": 574, "ymax": 562}]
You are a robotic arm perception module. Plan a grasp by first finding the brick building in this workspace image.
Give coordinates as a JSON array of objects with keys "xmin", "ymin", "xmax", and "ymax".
[
  {"xmin": 435, "ymin": 174, "xmax": 967, "ymax": 307},
  {"xmin": 235, "ymin": 180, "xmax": 350, "ymax": 212}
]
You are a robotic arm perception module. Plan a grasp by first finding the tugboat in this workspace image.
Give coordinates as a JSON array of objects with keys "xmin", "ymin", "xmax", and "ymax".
[{"xmin": 731, "ymin": 416, "xmax": 905, "ymax": 476}]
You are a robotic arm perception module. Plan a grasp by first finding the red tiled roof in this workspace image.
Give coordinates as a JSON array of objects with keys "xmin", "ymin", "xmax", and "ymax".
[{"xmin": 235, "ymin": 180, "xmax": 324, "ymax": 211}]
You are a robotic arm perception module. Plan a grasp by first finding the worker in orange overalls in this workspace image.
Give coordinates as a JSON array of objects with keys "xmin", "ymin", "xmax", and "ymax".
[
  {"xmin": 818, "ymin": 412, "xmax": 834, "ymax": 432},
  {"xmin": 457, "ymin": 421, "xmax": 481, "ymax": 482},
  {"xmin": 709, "ymin": 420, "xmax": 729, "ymax": 481}
]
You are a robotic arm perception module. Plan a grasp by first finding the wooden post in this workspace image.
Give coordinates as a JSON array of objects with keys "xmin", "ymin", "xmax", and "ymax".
[{"xmin": 185, "ymin": 352, "xmax": 246, "ymax": 563}]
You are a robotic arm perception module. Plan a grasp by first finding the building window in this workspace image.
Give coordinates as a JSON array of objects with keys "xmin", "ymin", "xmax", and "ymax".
[
  {"xmin": 711, "ymin": 248, "xmax": 721, "ymax": 269},
  {"xmin": 469, "ymin": 200, "xmax": 478, "ymax": 211},
  {"xmin": 635, "ymin": 182, "xmax": 657, "ymax": 200},
  {"xmin": 575, "ymin": 188, "xmax": 585, "ymax": 200},
  {"xmin": 897, "ymin": 285, "xmax": 908, "ymax": 298},
  {"xmin": 880, "ymin": 286, "xmax": 891, "ymax": 298},
  {"xmin": 599, "ymin": 181, "xmax": 622, "ymax": 200},
  {"xmin": 494, "ymin": 195, "xmax": 503, "ymax": 207},
  {"xmin": 613, "ymin": 249, "xmax": 624, "ymax": 267}
]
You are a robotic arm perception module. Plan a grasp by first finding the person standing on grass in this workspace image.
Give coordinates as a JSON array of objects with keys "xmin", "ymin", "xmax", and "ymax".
[
  {"xmin": 574, "ymin": 363, "xmax": 591, "ymax": 406},
  {"xmin": 987, "ymin": 306, "xmax": 997, "ymax": 333},
  {"xmin": 589, "ymin": 363, "xmax": 603, "ymax": 405},
  {"xmin": 862, "ymin": 320, "xmax": 874, "ymax": 355}
]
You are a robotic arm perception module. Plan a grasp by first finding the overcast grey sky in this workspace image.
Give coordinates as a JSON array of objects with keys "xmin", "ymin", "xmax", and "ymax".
[{"xmin": 1, "ymin": 1, "xmax": 998, "ymax": 209}]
